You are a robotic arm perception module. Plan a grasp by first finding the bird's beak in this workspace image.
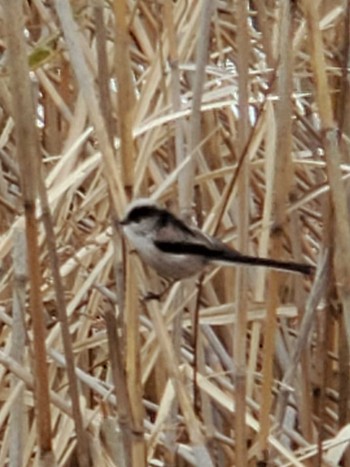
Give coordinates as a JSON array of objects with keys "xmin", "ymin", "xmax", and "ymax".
[
  {"xmin": 114, "ymin": 218, "xmax": 127, "ymax": 230},
  {"xmin": 118, "ymin": 218, "xmax": 127, "ymax": 226}
]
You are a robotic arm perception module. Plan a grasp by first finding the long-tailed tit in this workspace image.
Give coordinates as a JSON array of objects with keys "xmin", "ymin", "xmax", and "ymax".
[{"xmin": 120, "ymin": 199, "xmax": 314, "ymax": 280}]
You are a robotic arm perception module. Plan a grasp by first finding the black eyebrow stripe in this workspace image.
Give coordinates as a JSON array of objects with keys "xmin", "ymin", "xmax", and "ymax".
[
  {"xmin": 126, "ymin": 206, "xmax": 194, "ymax": 236},
  {"xmin": 124, "ymin": 204, "xmax": 197, "ymax": 236},
  {"xmin": 126, "ymin": 205, "xmax": 162, "ymax": 221}
]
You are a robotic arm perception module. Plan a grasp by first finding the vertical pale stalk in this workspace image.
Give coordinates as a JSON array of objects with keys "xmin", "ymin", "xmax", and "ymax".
[
  {"xmin": 2, "ymin": 1, "xmax": 55, "ymax": 464},
  {"xmin": 301, "ymin": 0, "xmax": 350, "ymax": 372},
  {"xmin": 247, "ymin": 103, "xmax": 275, "ymax": 403},
  {"xmin": 94, "ymin": 0, "xmax": 114, "ymax": 143},
  {"xmin": 123, "ymin": 253, "xmax": 147, "ymax": 466},
  {"xmin": 164, "ymin": 0, "xmax": 186, "ymax": 198},
  {"xmin": 113, "ymin": 0, "xmax": 136, "ymax": 193},
  {"xmin": 112, "ymin": 2, "xmax": 146, "ymax": 465},
  {"xmin": 253, "ymin": 2, "xmax": 275, "ymax": 67},
  {"xmin": 185, "ymin": 0, "xmax": 215, "ymax": 218},
  {"xmin": 234, "ymin": 0, "xmax": 250, "ymax": 464},
  {"xmin": 255, "ymin": 102, "xmax": 275, "ymax": 302},
  {"xmin": 162, "ymin": 5, "xmax": 187, "ymax": 461},
  {"xmin": 9, "ymin": 229, "xmax": 26, "ymax": 467},
  {"xmin": 258, "ymin": 1, "xmax": 294, "ymax": 457},
  {"xmin": 105, "ymin": 308, "xmax": 133, "ymax": 466}
]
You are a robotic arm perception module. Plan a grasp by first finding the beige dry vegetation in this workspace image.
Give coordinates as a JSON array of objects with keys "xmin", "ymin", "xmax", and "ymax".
[{"xmin": 0, "ymin": 0, "xmax": 349, "ymax": 466}]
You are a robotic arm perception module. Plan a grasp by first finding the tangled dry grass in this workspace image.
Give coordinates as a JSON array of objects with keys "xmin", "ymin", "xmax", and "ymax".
[{"xmin": 0, "ymin": 0, "xmax": 349, "ymax": 466}]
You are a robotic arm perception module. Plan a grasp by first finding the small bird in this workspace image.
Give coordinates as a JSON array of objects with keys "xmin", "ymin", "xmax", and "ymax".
[{"xmin": 120, "ymin": 198, "xmax": 314, "ymax": 280}]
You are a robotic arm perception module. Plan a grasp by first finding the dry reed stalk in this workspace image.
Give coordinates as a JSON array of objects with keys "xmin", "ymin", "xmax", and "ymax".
[
  {"xmin": 258, "ymin": 2, "xmax": 296, "ymax": 460},
  {"xmin": 123, "ymin": 251, "xmax": 147, "ymax": 465},
  {"xmin": 233, "ymin": 0, "xmax": 250, "ymax": 464},
  {"xmin": 9, "ymin": 229, "xmax": 26, "ymax": 466},
  {"xmin": 2, "ymin": 1, "xmax": 55, "ymax": 465},
  {"xmin": 185, "ymin": 0, "xmax": 215, "ymax": 218},
  {"xmin": 104, "ymin": 308, "xmax": 132, "ymax": 466},
  {"xmin": 38, "ymin": 175, "xmax": 90, "ymax": 466},
  {"xmin": 113, "ymin": 0, "xmax": 135, "ymax": 192}
]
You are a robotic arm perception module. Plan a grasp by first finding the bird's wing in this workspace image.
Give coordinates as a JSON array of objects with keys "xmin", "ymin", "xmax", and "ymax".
[{"xmin": 155, "ymin": 221, "xmax": 242, "ymax": 259}]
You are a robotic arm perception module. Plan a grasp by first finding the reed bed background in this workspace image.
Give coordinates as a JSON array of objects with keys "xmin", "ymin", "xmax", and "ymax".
[{"xmin": 0, "ymin": 0, "xmax": 348, "ymax": 466}]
